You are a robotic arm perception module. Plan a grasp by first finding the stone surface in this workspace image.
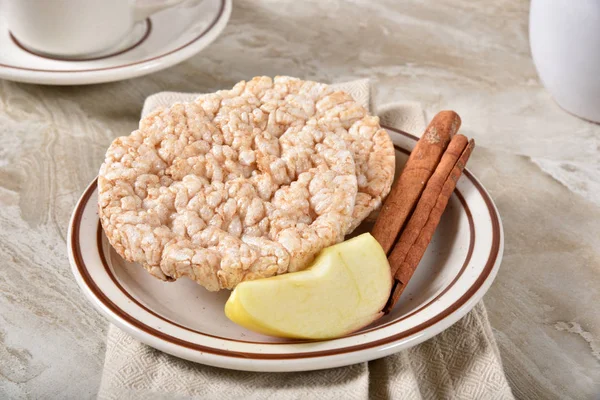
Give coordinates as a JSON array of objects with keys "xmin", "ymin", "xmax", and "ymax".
[{"xmin": 0, "ymin": 0, "xmax": 598, "ymax": 398}]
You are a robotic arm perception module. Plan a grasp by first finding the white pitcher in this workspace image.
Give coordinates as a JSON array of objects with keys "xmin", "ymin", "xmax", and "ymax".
[{"xmin": 530, "ymin": 0, "xmax": 600, "ymax": 122}]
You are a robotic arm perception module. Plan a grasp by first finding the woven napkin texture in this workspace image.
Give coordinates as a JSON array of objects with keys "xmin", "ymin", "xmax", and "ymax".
[{"xmin": 98, "ymin": 79, "xmax": 514, "ymax": 400}]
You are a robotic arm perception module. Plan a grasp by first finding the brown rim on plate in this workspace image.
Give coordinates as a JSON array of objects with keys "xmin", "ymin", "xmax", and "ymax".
[
  {"xmin": 0, "ymin": 0, "xmax": 226, "ymax": 73},
  {"xmin": 93, "ymin": 145, "xmax": 475, "ymax": 344},
  {"xmin": 70, "ymin": 127, "xmax": 501, "ymax": 360},
  {"xmin": 9, "ymin": 19, "xmax": 152, "ymax": 62}
]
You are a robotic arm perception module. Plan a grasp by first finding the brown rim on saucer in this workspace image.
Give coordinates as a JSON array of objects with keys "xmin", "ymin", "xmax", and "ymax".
[
  {"xmin": 0, "ymin": 0, "xmax": 226, "ymax": 73},
  {"xmin": 70, "ymin": 127, "xmax": 501, "ymax": 360}
]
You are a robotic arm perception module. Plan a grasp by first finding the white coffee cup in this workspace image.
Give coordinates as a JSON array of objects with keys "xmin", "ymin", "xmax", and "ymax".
[
  {"xmin": 6, "ymin": 0, "xmax": 182, "ymax": 58},
  {"xmin": 530, "ymin": 0, "xmax": 600, "ymax": 122}
]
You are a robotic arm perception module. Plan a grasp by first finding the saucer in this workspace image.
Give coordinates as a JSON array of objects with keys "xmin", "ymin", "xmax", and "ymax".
[{"xmin": 0, "ymin": 0, "xmax": 231, "ymax": 85}]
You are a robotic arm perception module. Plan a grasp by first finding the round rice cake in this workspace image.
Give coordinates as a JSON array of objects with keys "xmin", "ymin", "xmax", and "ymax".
[
  {"xmin": 99, "ymin": 77, "xmax": 359, "ymax": 291},
  {"xmin": 98, "ymin": 76, "xmax": 394, "ymax": 291}
]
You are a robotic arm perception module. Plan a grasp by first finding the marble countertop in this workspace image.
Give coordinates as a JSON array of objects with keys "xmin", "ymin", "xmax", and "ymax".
[{"xmin": 1, "ymin": 0, "xmax": 598, "ymax": 398}]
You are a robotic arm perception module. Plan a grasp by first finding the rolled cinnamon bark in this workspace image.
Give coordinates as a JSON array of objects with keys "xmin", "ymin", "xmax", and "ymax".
[
  {"xmin": 388, "ymin": 134, "xmax": 469, "ymax": 277},
  {"xmin": 385, "ymin": 138, "xmax": 475, "ymax": 312},
  {"xmin": 371, "ymin": 111, "xmax": 461, "ymax": 255}
]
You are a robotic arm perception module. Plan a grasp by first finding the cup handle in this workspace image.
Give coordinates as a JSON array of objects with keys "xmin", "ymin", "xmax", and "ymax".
[{"xmin": 134, "ymin": 0, "xmax": 184, "ymax": 22}]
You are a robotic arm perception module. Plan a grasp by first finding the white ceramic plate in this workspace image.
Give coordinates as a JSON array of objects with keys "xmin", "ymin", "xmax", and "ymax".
[
  {"xmin": 0, "ymin": 0, "xmax": 231, "ymax": 85},
  {"xmin": 68, "ymin": 127, "xmax": 503, "ymax": 372}
]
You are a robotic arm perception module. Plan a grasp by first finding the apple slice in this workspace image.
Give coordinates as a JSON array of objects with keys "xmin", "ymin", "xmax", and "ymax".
[{"xmin": 224, "ymin": 233, "xmax": 392, "ymax": 339}]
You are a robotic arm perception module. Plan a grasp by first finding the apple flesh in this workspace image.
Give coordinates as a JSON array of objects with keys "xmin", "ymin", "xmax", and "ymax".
[{"xmin": 224, "ymin": 233, "xmax": 392, "ymax": 339}]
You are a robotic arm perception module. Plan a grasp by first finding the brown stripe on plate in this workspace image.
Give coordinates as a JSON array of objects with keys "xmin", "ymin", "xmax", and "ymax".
[
  {"xmin": 0, "ymin": 0, "xmax": 226, "ymax": 73},
  {"xmin": 70, "ymin": 127, "xmax": 501, "ymax": 360}
]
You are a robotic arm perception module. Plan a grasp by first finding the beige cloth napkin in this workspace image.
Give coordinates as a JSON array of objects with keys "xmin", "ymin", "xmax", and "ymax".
[{"xmin": 98, "ymin": 80, "xmax": 514, "ymax": 400}]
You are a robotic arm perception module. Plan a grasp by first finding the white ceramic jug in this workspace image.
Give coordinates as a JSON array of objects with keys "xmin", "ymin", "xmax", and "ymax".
[{"xmin": 530, "ymin": 0, "xmax": 600, "ymax": 122}]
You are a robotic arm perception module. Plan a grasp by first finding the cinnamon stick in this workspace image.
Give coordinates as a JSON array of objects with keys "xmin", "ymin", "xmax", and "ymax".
[
  {"xmin": 385, "ymin": 138, "xmax": 475, "ymax": 312},
  {"xmin": 388, "ymin": 134, "xmax": 469, "ymax": 277},
  {"xmin": 371, "ymin": 111, "xmax": 461, "ymax": 254}
]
